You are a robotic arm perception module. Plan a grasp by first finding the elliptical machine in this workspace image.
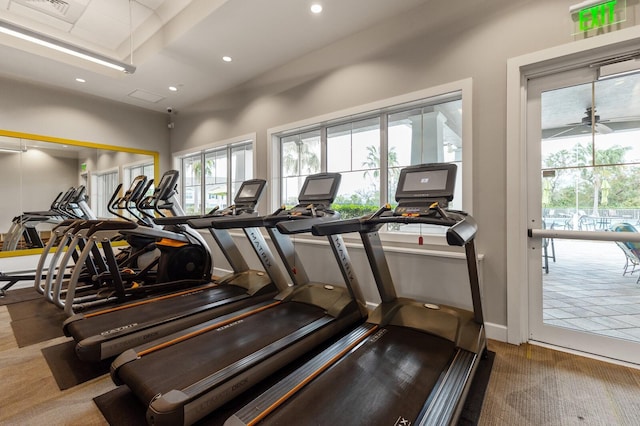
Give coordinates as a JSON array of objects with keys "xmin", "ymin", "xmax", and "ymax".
[
  {"xmin": 38, "ymin": 176, "xmax": 152, "ymax": 305},
  {"xmin": 56, "ymin": 170, "xmax": 212, "ymax": 314},
  {"xmin": 123, "ymin": 169, "xmax": 211, "ymax": 285}
]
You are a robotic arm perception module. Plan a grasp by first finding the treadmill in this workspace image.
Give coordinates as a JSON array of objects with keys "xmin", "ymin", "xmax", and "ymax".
[
  {"xmin": 62, "ymin": 179, "xmax": 282, "ymax": 362},
  {"xmin": 226, "ymin": 163, "xmax": 486, "ymax": 426},
  {"xmin": 110, "ymin": 172, "xmax": 367, "ymax": 426}
]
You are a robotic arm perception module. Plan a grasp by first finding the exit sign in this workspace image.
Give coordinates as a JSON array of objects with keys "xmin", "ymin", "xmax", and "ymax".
[{"xmin": 571, "ymin": 0, "xmax": 626, "ymax": 34}]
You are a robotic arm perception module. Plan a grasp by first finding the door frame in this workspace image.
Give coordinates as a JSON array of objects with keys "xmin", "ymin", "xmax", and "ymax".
[{"xmin": 506, "ymin": 26, "xmax": 640, "ymax": 345}]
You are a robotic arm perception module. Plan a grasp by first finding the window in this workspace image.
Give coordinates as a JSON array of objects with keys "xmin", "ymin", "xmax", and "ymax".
[
  {"xmin": 124, "ymin": 162, "xmax": 155, "ymax": 195},
  {"xmin": 93, "ymin": 170, "xmax": 119, "ymax": 218},
  {"xmin": 179, "ymin": 141, "xmax": 253, "ymax": 214},
  {"xmin": 230, "ymin": 143, "xmax": 253, "ymax": 202},
  {"xmin": 275, "ymin": 89, "xmax": 465, "ymax": 237},
  {"xmin": 125, "ymin": 162, "xmax": 154, "ymax": 185},
  {"xmin": 327, "ymin": 118, "xmax": 381, "ymax": 216},
  {"xmin": 281, "ymin": 130, "xmax": 321, "ymax": 205}
]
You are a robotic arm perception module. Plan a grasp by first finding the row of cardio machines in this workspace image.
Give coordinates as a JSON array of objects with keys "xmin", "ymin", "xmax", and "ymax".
[
  {"xmin": 0, "ymin": 185, "xmax": 96, "ymax": 296},
  {"xmin": 2, "ymin": 184, "xmax": 96, "ymax": 252},
  {"xmin": 32, "ymin": 170, "xmax": 213, "ymax": 316},
  {"xmin": 60, "ymin": 162, "xmax": 485, "ymax": 426}
]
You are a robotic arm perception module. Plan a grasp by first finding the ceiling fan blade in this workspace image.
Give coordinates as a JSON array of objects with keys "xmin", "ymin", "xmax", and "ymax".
[
  {"xmin": 547, "ymin": 126, "xmax": 579, "ymax": 139},
  {"xmin": 595, "ymin": 122, "xmax": 613, "ymax": 134}
]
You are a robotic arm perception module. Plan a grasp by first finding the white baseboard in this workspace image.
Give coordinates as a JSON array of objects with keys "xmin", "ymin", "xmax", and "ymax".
[
  {"xmin": 484, "ymin": 322, "xmax": 507, "ymax": 342},
  {"xmin": 213, "ymin": 267, "xmax": 233, "ymax": 278}
]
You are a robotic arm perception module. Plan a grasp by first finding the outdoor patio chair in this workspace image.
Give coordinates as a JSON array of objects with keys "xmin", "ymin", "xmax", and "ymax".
[
  {"xmin": 610, "ymin": 222, "xmax": 640, "ymax": 283},
  {"xmin": 578, "ymin": 214, "xmax": 596, "ymax": 231},
  {"xmin": 542, "ymin": 220, "xmax": 555, "ymax": 274}
]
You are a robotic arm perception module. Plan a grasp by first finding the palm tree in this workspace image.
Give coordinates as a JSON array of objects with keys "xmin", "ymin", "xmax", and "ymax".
[
  {"xmin": 362, "ymin": 145, "xmax": 399, "ymax": 175},
  {"xmin": 592, "ymin": 145, "xmax": 630, "ymax": 214},
  {"xmin": 192, "ymin": 158, "xmax": 215, "ymax": 180},
  {"xmin": 362, "ymin": 145, "xmax": 400, "ymax": 199},
  {"xmin": 282, "ymin": 139, "xmax": 320, "ymax": 176}
]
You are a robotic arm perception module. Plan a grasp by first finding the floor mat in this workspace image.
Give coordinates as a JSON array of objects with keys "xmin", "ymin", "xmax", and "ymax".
[
  {"xmin": 0, "ymin": 286, "xmax": 41, "ymax": 306},
  {"xmin": 41, "ymin": 340, "xmax": 111, "ymax": 390},
  {"xmin": 94, "ymin": 386, "xmax": 148, "ymax": 426},
  {"xmin": 8, "ymin": 298, "xmax": 66, "ymax": 347},
  {"xmin": 94, "ymin": 385, "xmax": 231, "ymax": 426},
  {"xmin": 7, "ymin": 297, "xmax": 61, "ymax": 321},
  {"xmin": 94, "ymin": 351, "xmax": 495, "ymax": 425}
]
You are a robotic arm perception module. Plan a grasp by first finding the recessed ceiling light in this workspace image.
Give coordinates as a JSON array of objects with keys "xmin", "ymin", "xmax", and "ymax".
[
  {"xmin": 169, "ymin": 86, "xmax": 178, "ymax": 92},
  {"xmin": 75, "ymin": 78, "xmax": 86, "ymax": 83},
  {"xmin": 222, "ymin": 56, "xmax": 232, "ymax": 62},
  {"xmin": 310, "ymin": 3, "xmax": 323, "ymax": 13}
]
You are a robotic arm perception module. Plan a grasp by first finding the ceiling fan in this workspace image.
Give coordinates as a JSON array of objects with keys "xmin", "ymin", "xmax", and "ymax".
[
  {"xmin": 578, "ymin": 107, "xmax": 613, "ymax": 134},
  {"xmin": 548, "ymin": 107, "xmax": 612, "ymax": 138}
]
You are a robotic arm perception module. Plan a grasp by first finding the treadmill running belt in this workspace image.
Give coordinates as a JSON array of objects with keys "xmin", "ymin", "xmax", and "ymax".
[
  {"xmin": 264, "ymin": 325, "xmax": 456, "ymax": 425},
  {"xmin": 66, "ymin": 285, "xmax": 247, "ymax": 339},
  {"xmin": 117, "ymin": 302, "xmax": 327, "ymax": 405}
]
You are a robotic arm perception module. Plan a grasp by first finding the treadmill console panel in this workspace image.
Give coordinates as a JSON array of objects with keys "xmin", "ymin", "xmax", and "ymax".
[
  {"xmin": 289, "ymin": 206, "xmax": 312, "ymax": 216},
  {"xmin": 394, "ymin": 163, "xmax": 456, "ymax": 206},
  {"xmin": 274, "ymin": 173, "xmax": 341, "ymax": 218},
  {"xmin": 234, "ymin": 179, "xmax": 267, "ymax": 206},
  {"xmin": 297, "ymin": 173, "xmax": 341, "ymax": 205},
  {"xmin": 394, "ymin": 205, "xmax": 437, "ymax": 217}
]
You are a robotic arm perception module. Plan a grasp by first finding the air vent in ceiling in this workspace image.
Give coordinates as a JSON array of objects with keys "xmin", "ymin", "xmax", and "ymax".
[
  {"xmin": 12, "ymin": 0, "xmax": 88, "ymax": 24},
  {"xmin": 128, "ymin": 89, "xmax": 165, "ymax": 103}
]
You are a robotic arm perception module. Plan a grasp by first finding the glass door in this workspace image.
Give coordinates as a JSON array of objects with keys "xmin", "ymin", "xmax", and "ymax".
[{"xmin": 527, "ymin": 65, "xmax": 640, "ymax": 364}]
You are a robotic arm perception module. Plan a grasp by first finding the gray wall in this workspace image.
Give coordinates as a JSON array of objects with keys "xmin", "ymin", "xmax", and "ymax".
[
  {"xmin": 170, "ymin": 0, "xmax": 640, "ymax": 333},
  {"xmin": 0, "ymin": 150, "xmax": 78, "ymax": 229},
  {"xmin": 0, "ymin": 76, "xmax": 170, "ymax": 171}
]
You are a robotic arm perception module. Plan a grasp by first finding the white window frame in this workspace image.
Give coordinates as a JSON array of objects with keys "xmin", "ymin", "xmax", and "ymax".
[
  {"xmin": 124, "ymin": 160, "xmax": 155, "ymax": 185},
  {"xmin": 268, "ymin": 79, "xmax": 473, "ymax": 245},
  {"xmin": 173, "ymin": 134, "xmax": 256, "ymax": 214}
]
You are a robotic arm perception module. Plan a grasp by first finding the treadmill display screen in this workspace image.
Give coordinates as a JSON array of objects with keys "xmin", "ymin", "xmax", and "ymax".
[
  {"xmin": 304, "ymin": 178, "xmax": 334, "ymax": 196},
  {"xmin": 234, "ymin": 179, "xmax": 266, "ymax": 204},
  {"xmin": 395, "ymin": 163, "xmax": 456, "ymax": 201},
  {"xmin": 402, "ymin": 170, "xmax": 448, "ymax": 192},
  {"xmin": 299, "ymin": 173, "xmax": 341, "ymax": 203},
  {"xmin": 238, "ymin": 183, "xmax": 260, "ymax": 199}
]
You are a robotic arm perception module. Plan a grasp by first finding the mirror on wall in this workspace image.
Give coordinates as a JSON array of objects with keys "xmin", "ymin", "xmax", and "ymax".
[{"xmin": 0, "ymin": 131, "xmax": 158, "ymax": 255}]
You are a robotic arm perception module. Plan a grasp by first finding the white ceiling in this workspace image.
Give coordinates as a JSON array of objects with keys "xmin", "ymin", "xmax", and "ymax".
[{"xmin": 0, "ymin": 0, "xmax": 431, "ymax": 114}]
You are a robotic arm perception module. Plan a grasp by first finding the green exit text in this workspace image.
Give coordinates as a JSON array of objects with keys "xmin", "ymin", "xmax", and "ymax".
[{"xmin": 578, "ymin": 0, "xmax": 617, "ymax": 31}]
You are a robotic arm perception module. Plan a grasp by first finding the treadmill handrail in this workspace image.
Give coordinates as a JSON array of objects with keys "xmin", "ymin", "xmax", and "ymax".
[
  {"xmin": 187, "ymin": 211, "xmax": 258, "ymax": 229},
  {"xmin": 153, "ymin": 215, "xmax": 204, "ymax": 226},
  {"xmin": 312, "ymin": 210, "xmax": 477, "ymax": 246},
  {"xmin": 276, "ymin": 212, "xmax": 341, "ymax": 235},
  {"xmin": 209, "ymin": 214, "xmax": 267, "ymax": 229},
  {"xmin": 210, "ymin": 202, "xmax": 331, "ymax": 230},
  {"xmin": 311, "ymin": 217, "xmax": 381, "ymax": 236}
]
